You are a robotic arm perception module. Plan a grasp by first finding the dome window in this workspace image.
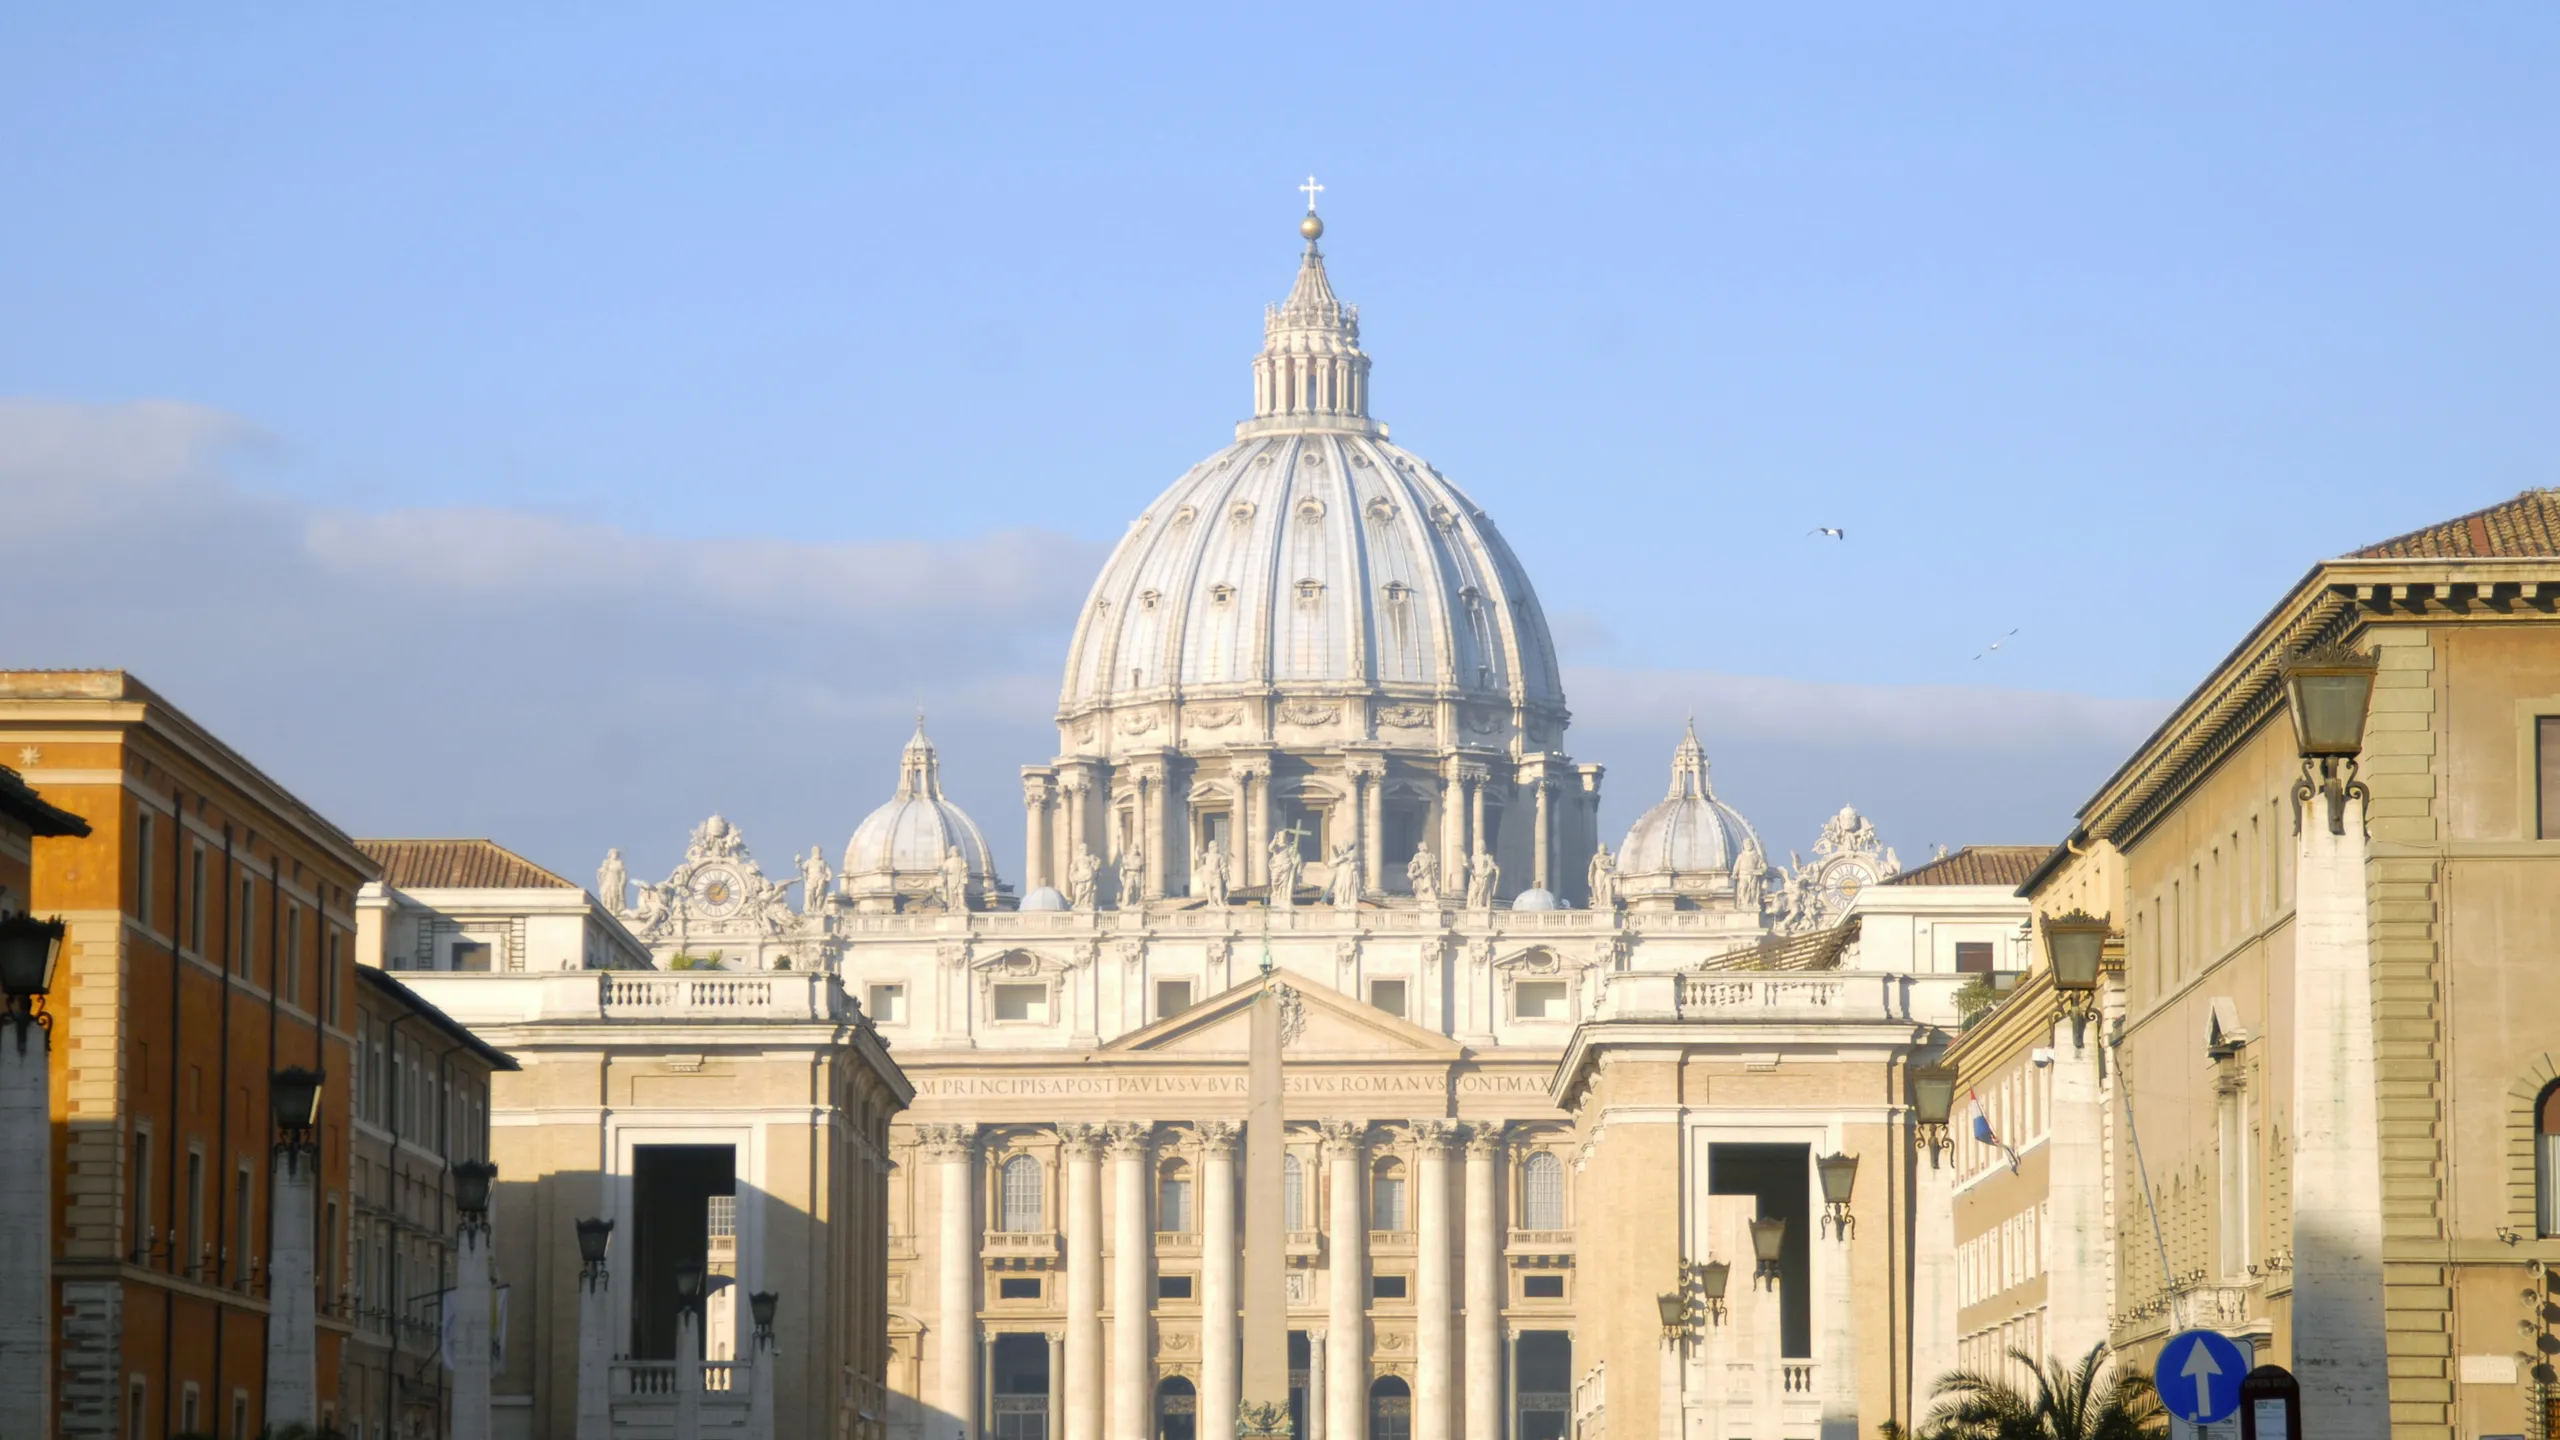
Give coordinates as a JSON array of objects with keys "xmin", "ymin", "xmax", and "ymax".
[
  {"xmin": 1209, "ymin": 584, "xmax": 1236, "ymax": 606},
  {"xmin": 1366, "ymin": 498, "xmax": 1397, "ymax": 523},
  {"xmin": 1301, "ymin": 448, "xmax": 1326, "ymax": 470},
  {"xmin": 1230, "ymin": 500, "xmax": 1258, "ymax": 524},
  {"xmin": 1173, "ymin": 505, "xmax": 1197, "ymax": 526},
  {"xmin": 1296, "ymin": 498, "xmax": 1327, "ymax": 523},
  {"xmin": 1139, "ymin": 590, "xmax": 1160, "ymax": 611},
  {"xmin": 1296, "ymin": 579, "xmax": 1326, "ymax": 603},
  {"xmin": 1381, "ymin": 581, "xmax": 1413, "ymax": 606},
  {"xmin": 1430, "ymin": 504, "xmax": 1458, "ymax": 531}
]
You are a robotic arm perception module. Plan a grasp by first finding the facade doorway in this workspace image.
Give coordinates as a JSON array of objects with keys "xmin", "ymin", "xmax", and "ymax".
[
  {"xmin": 1155, "ymin": 1375, "xmax": 1197, "ymax": 1440},
  {"xmin": 1367, "ymin": 1376, "xmax": 1411, "ymax": 1440},
  {"xmin": 629, "ymin": 1143, "xmax": 736, "ymax": 1360},
  {"xmin": 991, "ymin": 1333, "xmax": 1049, "ymax": 1440},
  {"xmin": 1516, "ymin": 1332, "xmax": 1572, "ymax": 1440}
]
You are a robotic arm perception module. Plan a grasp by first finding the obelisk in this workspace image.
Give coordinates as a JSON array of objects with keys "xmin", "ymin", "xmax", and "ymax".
[{"xmin": 1238, "ymin": 972, "xmax": 1292, "ymax": 1436}]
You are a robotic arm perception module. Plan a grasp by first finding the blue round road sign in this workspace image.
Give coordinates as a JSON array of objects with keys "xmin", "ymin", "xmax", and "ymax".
[{"xmin": 2156, "ymin": 1329, "xmax": 2249, "ymax": 1425}]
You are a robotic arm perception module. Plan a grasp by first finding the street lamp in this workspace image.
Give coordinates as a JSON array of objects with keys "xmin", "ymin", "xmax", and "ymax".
[
  {"xmin": 1655, "ymin": 1290, "xmax": 1687, "ymax": 1342},
  {"xmin": 1816, "ymin": 1153, "xmax": 1859, "ymax": 1239},
  {"xmin": 575, "ymin": 1217, "xmax": 615, "ymax": 1286},
  {"xmin": 270, "ymin": 1067, "xmax": 325, "ymax": 1166},
  {"xmin": 2043, "ymin": 910, "xmax": 2110, "ymax": 1050},
  {"xmin": 1912, "ymin": 1064, "xmax": 1957, "ymax": 1167},
  {"xmin": 2282, "ymin": 642, "xmax": 2378, "ymax": 835},
  {"xmin": 0, "ymin": 911, "xmax": 66, "ymax": 1054},
  {"xmin": 1749, "ymin": 1217, "xmax": 1787, "ymax": 1289},
  {"xmin": 452, "ymin": 1160, "xmax": 497, "ymax": 1237},
  {"xmin": 673, "ymin": 1260, "xmax": 706, "ymax": 1314},
  {"xmin": 1691, "ymin": 1259, "xmax": 1729, "ymax": 1323},
  {"xmin": 749, "ymin": 1290, "xmax": 779, "ymax": 1344}
]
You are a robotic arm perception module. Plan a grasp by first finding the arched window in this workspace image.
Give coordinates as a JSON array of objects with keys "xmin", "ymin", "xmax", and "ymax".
[
  {"xmin": 1156, "ymin": 1375, "xmax": 1198, "ymax": 1440},
  {"xmin": 1368, "ymin": 1376, "xmax": 1412, "ymax": 1440},
  {"xmin": 1522, "ymin": 1151, "xmax": 1565, "ymax": 1231},
  {"xmin": 1158, "ymin": 1159, "xmax": 1194, "ymax": 1234},
  {"xmin": 1000, "ymin": 1155, "xmax": 1043, "ymax": 1232},
  {"xmin": 2539, "ymin": 1082, "xmax": 2560, "ymax": 1237},
  {"xmin": 1370, "ymin": 1158, "xmax": 1407, "ymax": 1231},
  {"xmin": 1283, "ymin": 1154, "xmax": 1306, "ymax": 1230}
]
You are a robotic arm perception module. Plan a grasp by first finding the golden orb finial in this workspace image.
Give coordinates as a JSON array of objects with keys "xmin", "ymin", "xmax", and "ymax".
[{"xmin": 1300, "ymin": 211, "xmax": 1324, "ymax": 241}]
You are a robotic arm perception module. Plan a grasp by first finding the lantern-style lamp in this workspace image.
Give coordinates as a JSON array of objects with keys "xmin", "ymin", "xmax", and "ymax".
[
  {"xmin": 2043, "ymin": 910, "xmax": 2111, "ymax": 1050},
  {"xmin": 1749, "ymin": 1216, "xmax": 1787, "ymax": 1289},
  {"xmin": 673, "ymin": 1260, "xmax": 705, "ymax": 1311},
  {"xmin": 0, "ymin": 912, "xmax": 67, "ymax": 1052},
  {"xmin": 1694, "ymin": 1259, "xmax": 1730, "ymax": 1322},
  {"xmin": 2282, "ymin": 643, "xmax": 2378, "ymax": 834},
  {"xmin": 1656, "ymin": 1290, "xmax": 1687, "ymax": 1341},
  {"xmin": 575, "ymin": 1217, "xmax": 615, "ymax": 1286},
  {"xmin": 749, "ymin": 1289, "xmax": 779, "ymax": 1342},
  {"xmin": 452, "ymin": 1159, "xmax": 497, "ymax": 1229},
  {"xmin": 1816, "ymin": 1153, "xmax": 1859, "ymax": 1238},
  {"xmin": 270, "ymin": 1067, "xmax": 325, "ymax": 1158},
  {"xmin": 1912, "ymin": 1064, "xmax": 1957, "ymax": 1166}
]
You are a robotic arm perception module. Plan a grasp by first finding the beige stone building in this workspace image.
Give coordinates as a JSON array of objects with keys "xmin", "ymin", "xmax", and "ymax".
[
  {"xmin": 360, "ymin": 840, "xmax": 913, "ymax": 1440},
  {"xmin": 2004, "ymin": 488, "xmax": 2560, "ymax": 1440}
]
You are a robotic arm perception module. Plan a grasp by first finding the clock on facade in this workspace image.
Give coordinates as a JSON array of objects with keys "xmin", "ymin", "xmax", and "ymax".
[
  {"xmin": 1819, "ymin": 859, "xmax": 1878, "ymax": 915},
  {"xmin": 691, "ymin": 866, "xmax": 745, "ymax": 917}
]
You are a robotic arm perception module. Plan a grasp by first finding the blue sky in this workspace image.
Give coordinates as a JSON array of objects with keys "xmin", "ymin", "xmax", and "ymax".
[{"xmin": 4, "ymin": 6, "xmax": 2552, "ymax": 886}]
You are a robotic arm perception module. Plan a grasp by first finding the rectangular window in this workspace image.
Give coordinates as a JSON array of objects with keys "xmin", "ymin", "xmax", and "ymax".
[
  {"xmin": 998, "ymin": 1276, "xmax": 1042, "ymax": 1300},
  {"xmin": 126, "ymin": 1378, "xmax": 145, "ymax": 1440},
  {"xmin": 1158, "ymin": 1174, "xmax": 1193, "ymax": 1232},
  {"xmin": 1156, "ymin": 980, "xmax": 1194, "ymax": 1018},
  {"xmin": 181, "ymin": 1385, "xmax": 199, "ymax": 1437},
  {"xmin": 323, "ymin": 1198, "xmax": 340, "ymax": 1314},
  {"xmin": 707, "ymin": 1194, "xmax": 736, "ymax": 1240},
  {"xmin": 1514, "ymin": 981, "xmax": 1568, "ymax": 1020},
  {"xmin": 135, "ymin": 814, "xmax": 155, "ymax": 928},
  {"xmin": 1156, "ymin": 1273, "xmax": 1194, "ymax": 1300},
  {"xmin": 451, "ymin": 940, "xmax": 492, "ymax": 972},
  {"xmin": 1522, "ymin": 1274, "xmax": 1565, "ymax": 1299},
  {"xmin": 234, "ymin": 1164, "xmax": 253, "ymax": 1288},
  {"xmin": 991, "ymin": 983, "xmax": 1048, "ymax": 1023},
  {"xmin": 185, "ymin": 1150, "xmax": 205, "ymax": 1274},
  {"xmin": 867, "ymin": 984, "xmax": 906, "ymax": 1023},
  {"xmin": 284, "ymin": 903, "xmax": 303, "ymax": 1006},
  {"xmin": 2541, "ymin": 717, "xmax": 2560, "ymax": 838},
  {"xmin": 232, "ymin": 1390, "xmax": 248, "ymax": 1440},
  {"xmin": 130, "ymin": 1131, "xmax": 151, "ymax": 1262},
  {"xmin": 1954, "ymin": 942, "xmax": 1995, "ymax": 974},
  {"xmin": 188, "ymin": 845, "xmax": 207, "ymax": 954},
  {"xmin": 1370, "ymin": 1273, "xmax": 1408, "ymax": 1300},
  {"xmin": 1369, "ymin": 979, "xmax": 1407, "ymax": 1019},
  {"xmin": 1371, "ymin": 1174, "xmax": 1406, "ymax": 1231}
]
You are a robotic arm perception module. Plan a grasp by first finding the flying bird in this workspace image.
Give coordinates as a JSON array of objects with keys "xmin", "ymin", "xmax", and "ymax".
[
  {"xmin": 1973, "ymin": 628, "xmax": 2019, "ymax": 661},
  {"xmin": 1810, "ymin": 527, "xmax": 1846, "ymax": 540}
]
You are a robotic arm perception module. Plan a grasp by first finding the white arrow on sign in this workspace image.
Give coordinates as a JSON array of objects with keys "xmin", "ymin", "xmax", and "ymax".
[{"xmin": 2179, "ymin": 1339, "xmax": 2224, "ymax": 1417}]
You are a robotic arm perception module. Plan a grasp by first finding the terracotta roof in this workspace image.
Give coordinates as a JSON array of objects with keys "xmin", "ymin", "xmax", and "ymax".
[
  {"xmin": 357, "ymin": 839, "xmax": 577, "ymax": 892},
  {"xmin": 0, "ymin": 765, "xmax": 89, "ymax": 840},
  {"xmin": 2351, "ymin": 488, "xmax": 2560, "ymax": 559},
  {"xmin": 1881, "ymin": 845, "xmax": 2049, "ymax": 888},
  {"xmin": 1700, "ymin": 916, "xmax": 1861, "ymax": 972}
]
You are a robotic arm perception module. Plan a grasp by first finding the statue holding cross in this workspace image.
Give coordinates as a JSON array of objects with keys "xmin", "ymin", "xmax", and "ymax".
[{"xmin": 1267, "ymin": 823, "xmax": 1309, "ymax": 907}]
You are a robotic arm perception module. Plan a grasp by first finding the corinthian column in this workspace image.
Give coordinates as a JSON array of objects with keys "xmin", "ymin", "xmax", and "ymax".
[
  {"xmin": 1061, "ymin": 1124, "xmax": 1106, "ymax": 1440},
  {"xmin": 1199, "ymin": 1122, "xmax": 1241, "ymax": 1439},
  {"xmin": 1530, "ymin": 779, "xmax": 1552, "ymax": 892},
  {"xmin": 1359, "ymin": 764, "xmax": 1385, "ymax": 899},
  {"xmin": 1109, "ymin": 1122, "xmax": 1155, "ymax": 1440},
  {"xmin": 1321, "ymin": 1120, "xmax": 1369, "ymax": 1440},
  {"xmin": 1463, "ymin": 1126, "xmax": 1503, "ymax": 1440},
  {"xmin": 920, "ymin": 1124, "xmax": 982, "ymax": 1440},
  {"xmin": 1413, "ymin": 1122, "xmax": 1457, "ymax": 1440},
  {"xmin": 1023, "ymin": 770, "xmax": 1056, "ymax": 892}
]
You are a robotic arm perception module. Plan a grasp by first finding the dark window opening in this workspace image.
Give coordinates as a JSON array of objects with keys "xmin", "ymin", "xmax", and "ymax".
[
  {"xmin": 1522, "ymin": 1274, "xmax": 1564, "ymax": 1299},
  {"xmin": 1515, "ymin": 1333, "xmax": 1571, "ymax": 1440},
  {"xmin": 993, "ymin": 1333, "xmax": 1051, "ymax": 1440},
  {"xmin": 1157, "ymin": 1274, "xmax": 1193, "ymax": 1300},
  {"xmin": 1383, "ymin": 804, "xmax": 1425, "ymax": 871},
  {"xmin": 1370, "ymin": 1273, "xmax": 1407, "ymax": 1300},
  {"xmin": 998, "ymin": 1277, "xmax": 1043, "ymax": 1300},
  {"xmin": 1156, "ymin": 1376, "xmax": 1197, "ymax": 1440},
  {"xmin": 1368, "ymin": 1376, "xmax": 1411, "ymax": 1440},
  {"xmin": 1709, "ymin": 1143, "xmax": 1814, "ymax": 1357},
  {"xmin": 1955, "ymin": 942, "xmax": 1995, "ymax": 974},
  {"xmin": 629, "ymin": 1144, "xmax": 736, "ymax": 1360}
]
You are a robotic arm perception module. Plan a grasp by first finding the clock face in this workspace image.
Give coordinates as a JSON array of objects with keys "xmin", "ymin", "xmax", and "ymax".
[
  {"xmin": 1821, "ymin": 860, "xmax": 1878, "ymax": 912},
  {"xmin": 691, "ymin": 867, "xmax": 744, "ymax": 917}
]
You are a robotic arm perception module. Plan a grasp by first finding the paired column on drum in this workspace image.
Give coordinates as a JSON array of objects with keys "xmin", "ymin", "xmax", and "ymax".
[
  {"xmin": 1463, "ymin": 1125, "xmax": 1505, "ymax": 1440},
  {"xmin": 1109, "ymin": 1122, "xmax": 1155, "ymax": 1440},
  {"xmin": 1199, "ymin": 1122, "xmax": 1242, "ymax": 1439},
  {"xmin": 1061, "ymin": 1124, "xmax": 1106, "ymax": 1440},
  {"xmin": 921, "ymin": 1124, "xmax": 981, "ymax": 1440},
  {"xmin": 1322, "ymin": 1120, "xmax": 1369, "ymax": 1440},
  {"xmin": 1022, "ymin": 769, "xmax": 1057, "ymax": 892}
]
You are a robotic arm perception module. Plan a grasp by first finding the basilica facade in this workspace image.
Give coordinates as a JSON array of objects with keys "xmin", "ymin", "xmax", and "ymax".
[{"xmin": 579, "ymin": 211, "xmax": 1986, "ymax": 1440}]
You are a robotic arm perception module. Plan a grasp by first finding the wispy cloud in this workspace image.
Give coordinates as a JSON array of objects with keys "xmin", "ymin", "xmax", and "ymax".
[{"xmin": 0, "ymin": 398, "xmax": 2160, "ymax": 887}]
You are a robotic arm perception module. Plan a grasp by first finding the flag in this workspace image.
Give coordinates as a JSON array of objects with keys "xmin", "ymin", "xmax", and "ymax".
[{"xmin": 1970, "ymin": 1088, "xmax": 2020, "ymax": 1174}]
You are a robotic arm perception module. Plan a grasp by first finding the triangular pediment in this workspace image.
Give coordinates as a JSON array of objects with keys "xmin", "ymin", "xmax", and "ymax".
[{"xmin": 1104, "ymin": 973, "xmax": 1466, "ymax": 1061}]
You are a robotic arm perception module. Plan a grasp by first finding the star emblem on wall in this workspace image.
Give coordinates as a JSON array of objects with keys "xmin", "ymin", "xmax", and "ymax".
[{"xmin": 16, "ymin": 746, "xmax": 40, "ymax": 767}]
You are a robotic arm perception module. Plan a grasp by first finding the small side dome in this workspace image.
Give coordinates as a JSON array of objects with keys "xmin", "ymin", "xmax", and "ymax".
[
  {"xmin": 1511, "ymin": 887, "xmax": 1562, "ymax": 912},
  {"xmin": 1618, "ymin": 722, "xmax": 1766, "ymax": 911},
  {"xmin": 1020, "ymin": 885, "xmax": 1070, "ymax": 912},
  {"xmin": 840, "ymin": 718, "xmax": 1011, "ymax": 913}
]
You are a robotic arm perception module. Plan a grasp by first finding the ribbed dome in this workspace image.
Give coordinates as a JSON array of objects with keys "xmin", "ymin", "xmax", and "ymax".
[
  {"xmin": 1060, "ymin": 431, "xmax": 1562, "ymax": 713},
  {"xmin": 841, "ymin": 719, "xmax": 1005, "ymax": 910},
  {"xmin": 1619, "ymin": 723, "xmax": 1762, "ymax": 877}
]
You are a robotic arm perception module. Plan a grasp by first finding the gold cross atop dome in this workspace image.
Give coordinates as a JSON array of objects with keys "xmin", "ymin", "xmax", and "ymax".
[{"xmin": 1298, "ymin": 175, "xmax": 1325, "ymax": 241}]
